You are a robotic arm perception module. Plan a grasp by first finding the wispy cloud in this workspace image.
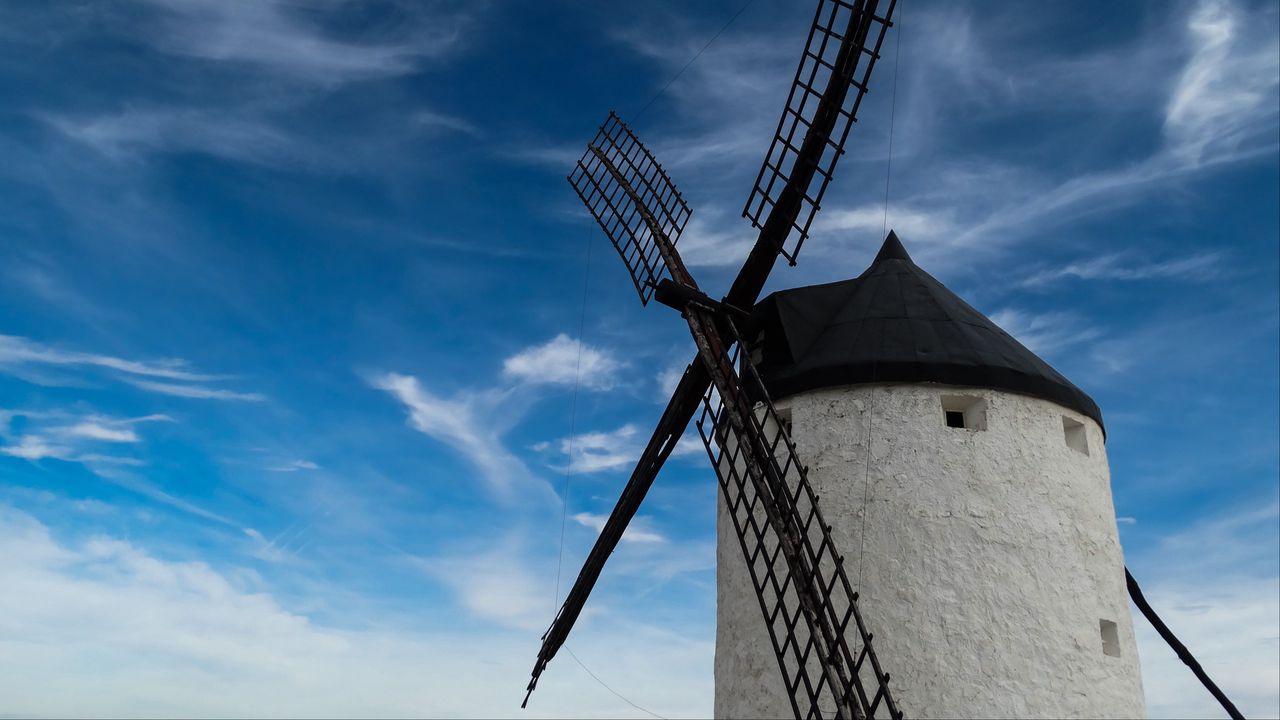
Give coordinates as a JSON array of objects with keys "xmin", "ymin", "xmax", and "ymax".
[
  {"xmin": 412, "ymin": 537, "xmax": 556, "ymax": 631},
  {"xmin": 414, "ymin": 109, "xmax": 480, "ymax": 138},
  {"xmin": 372, "ymin": 372, "xmax": 535, "ymax": 500},
  {"xmin": 0, "ymin": 410, "xmax": 230, "ymax": 524},
  {"xmin": 572, "ymin": 511, "xmax": 665, "ymax": 544},
  {"xmin": 1018, "ymin": 252, "xmax": 1222, "ymax": 288},
  {"xmin": 656, "ymin": 360, "xmax": 687, "ymax": 400},
  {"xmin": 125, "ymin": 379, "xmax": 265, "ymax": 402},
  {"xmin": 988, "ymin": 308, "xmax": 1104, "ymax": 358},
  {"xmin": 128, "ymin": 0, "xmax": 473, "ymax": 85},
  {"xmin": 0, "ymin": 335, "xmax": 260, "ymax": 400},
  {"xmin": 373, "ymin": 334, "xmax": 627, "ymax": 500},
  {"xmin": 0, "ymin": 435, "xmax": 72, "ymax": 461},
  {"xmin": 266, "ymin": 459, "xmax": 321, "ymax": 473},
  {"xmin": 1164, "ymin": 0, "xmax": 1280, "ymax": 165},
  {"xmin": 502, "ymin": 333, "xmax": 622, "ymax": 390},
  {"xmin": 0, "ymin": 410, "xmax": 172, "ymax": 462},
  {"xmin": 0, "ymin": 334, "xmax": 217, "ymax": 382},
  {"xmin": 815, "ymin": 205, "xmax": 955, "ymax": 248},
  {"xmin": 64, "ymin": 422, "xmax": 139, "ymax": 443},
  {"xmin": 556, "ymin": 424, "xmax": 641, "ymax": 474},
  {"xmin": 45, "ymin": 108, "xmax": 298, "ymax": 166}
]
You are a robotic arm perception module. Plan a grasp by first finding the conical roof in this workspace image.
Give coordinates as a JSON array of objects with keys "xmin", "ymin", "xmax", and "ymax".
[{"xmin": 750, "ymin": 232, "xmax": 1104, "ymax": 429}]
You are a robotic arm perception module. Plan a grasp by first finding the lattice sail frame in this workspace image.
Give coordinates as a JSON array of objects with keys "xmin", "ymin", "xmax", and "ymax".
[
  {"xmin": 742, "ymin": 0, "xmax": 895, "ymax": 265},
  {"xmin": 568, "ymin": 112, "xmax": 693, "ymax": 305},
  {"xmin": 696, "ymin": 320, "xmax": 901, "ymax": 720}
]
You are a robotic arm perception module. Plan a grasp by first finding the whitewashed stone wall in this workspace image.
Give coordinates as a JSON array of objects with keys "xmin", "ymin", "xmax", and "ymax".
[{"xmin": 715, "ymin": 383, "xmax": 1145, "ymax": 719}]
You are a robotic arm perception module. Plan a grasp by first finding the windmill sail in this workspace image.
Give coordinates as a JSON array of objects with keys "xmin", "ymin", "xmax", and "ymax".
[
  {"xmin": 524, "ymin": 359, "xmax": 708, "ymax": 705},
  {"xmin": 741, "ymin": 0, "xmax": 895, "ymax": 266},
  {"xmin": 694, "ymin": 320, "xmax": 900, "ymax": 720},
  {"xmin": 569, "ymin": 112, "xmax": 693, "ymax": 305}
]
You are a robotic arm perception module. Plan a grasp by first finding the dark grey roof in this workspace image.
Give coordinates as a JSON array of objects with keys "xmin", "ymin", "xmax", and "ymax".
[{"xmin": 750, "ymin": 232, "xmax": 1104, "ymax": 430}]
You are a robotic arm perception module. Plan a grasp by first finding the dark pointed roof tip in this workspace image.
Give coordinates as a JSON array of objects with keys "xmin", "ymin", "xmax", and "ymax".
[
  {"xmin": 872, "ymin": 230, "xmax": 912, "ymax": 264},
  {"xmin": 749, "ymin": 232, "xmax": 1106, "ymax": 433}
]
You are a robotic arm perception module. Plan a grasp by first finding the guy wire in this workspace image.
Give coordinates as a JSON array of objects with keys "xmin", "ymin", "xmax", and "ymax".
[
  {"xmin": 863, "ymin": 0, "xmax": 904, "ymax": 588},
  {"xmin": 553, "ymin": 230, "xmax": 591, "ymax": 604},
  {"xmin": 882, "ymin": 0, "xmax": 904, "ymax": 236},
  {"xmin": 549, "ymin": 148, "xmax": 664, "ymax": 720},
  {"xmin": 633, "ymin": 0, "xmax": 757, "ymax": 123},
  {"xmin": 548, "ymin": 5, "xmax": 758, "ymax": 716}
]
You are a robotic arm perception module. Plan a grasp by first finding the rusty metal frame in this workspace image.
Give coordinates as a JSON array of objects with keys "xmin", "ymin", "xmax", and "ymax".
[{"xmin": 568, "ymin": 111, "xmax": 692, "ymax": 305}]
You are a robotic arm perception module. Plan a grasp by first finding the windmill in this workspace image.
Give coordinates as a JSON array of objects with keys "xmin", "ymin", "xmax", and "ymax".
[
  {"xmin": 515, "ymin": 0, "xmax": 1260, "ymax": 716},
  {"xmin": 524, "ymin": 1, "xmax": 902, "ymax": 718}
]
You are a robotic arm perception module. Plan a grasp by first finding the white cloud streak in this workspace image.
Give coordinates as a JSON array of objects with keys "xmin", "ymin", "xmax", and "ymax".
[
  {"xmin": 372, "ymin": 372, "xmax": 536, "ymax": 501},
  {"xmin": 0, "ymin": 334, "xmax": 217, "ymax": 382},
  {"xmin": 0, "ymin": 335, "xmax": 260, "ymax": 401},
  {"xmin": 1164, "ymin": 0, "xmax": 1280, "ymax": 165},
  {"xmin": 502, "ymin": 334, "xmax": 622, "ymax": 391},
  {"xmin": 267, "ymin": 459, "xmax": 321, "ymax": 473},
  {"xmin": 45, "ymin": 109, "xmax": 299, "ymax": 166},
  {"xmin": 988, "ymin": 308, "xmax": 1104, "ymax": 358},
  {"xmin": 0, "ymin": 411, "xmax": 164, "ymax": 460},
  {"xmin": 65, "ymin": 423, "xmax": 140, "ymax": 443},
  {"xmin": 559, "ymin": 424, "xmax": 641, "ymax": 474},
  {"xmin": 572, "ymin": 512, "xmax": 665, "ymax": 544},
  {"xmin": 125, "ymin": 379, "xmax": 265, "ymax": 402},
  {"xmin": 0, "ymin": 435, "xmax": 72, "ymax": 460},
  {"xmin": 128, "ymin": 0, "xmax": 471, "ymax": 85},
  {"xmin": 1018, "ymin": 252, "xmax": 1222, "ymax": 288}
]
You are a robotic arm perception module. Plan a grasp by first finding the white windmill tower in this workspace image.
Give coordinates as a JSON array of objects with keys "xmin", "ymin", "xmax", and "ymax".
[{"xmin": 716, "ymin": 231, "xmax": 1146, "ymax": 718}]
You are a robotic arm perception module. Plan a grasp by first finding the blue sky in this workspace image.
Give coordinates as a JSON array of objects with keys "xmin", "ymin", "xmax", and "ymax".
[{"xmin": 0, "ymin": 0, "xmax": 1275, "ymax": 717}]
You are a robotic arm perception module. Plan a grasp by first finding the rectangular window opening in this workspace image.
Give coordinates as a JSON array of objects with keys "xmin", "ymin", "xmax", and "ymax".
[
  {"xmin": 1063, "ymin": 416, "xmax": 1090, "ymax": 455},
  {"xmin": 1100, "ymin": 619, "xmax": 1121, "ymax": 657},
  {"xmin": 776, "ymin": 405, "xmax": 794, "ymax": 439},
  {"xmin": 941, "ymin": 395, "xmax": 987, "ymax": 431}
]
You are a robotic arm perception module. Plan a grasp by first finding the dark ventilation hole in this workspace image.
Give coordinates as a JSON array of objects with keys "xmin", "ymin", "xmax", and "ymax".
[
  {"xmin": 1100, "ymin": 619, "xmax": 1121, "ymax": 657},
  {"xmin": 941, "ymin": 395, "xmax": 988, "ymax": 431}
]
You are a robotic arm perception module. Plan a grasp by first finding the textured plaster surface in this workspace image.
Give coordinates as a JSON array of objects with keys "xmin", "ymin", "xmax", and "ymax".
[{"xmin": 714, "ymin": 384, "xmax": 1145, "ymax": 719}]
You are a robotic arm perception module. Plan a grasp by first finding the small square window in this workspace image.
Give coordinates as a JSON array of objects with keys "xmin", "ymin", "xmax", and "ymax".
[
  {"xmin": 941, "ymin": 395, "xmax": 987, "ymax": 431},
  {"xmin": 1100, "ymin": 619, "xmax": 1120, "ymax": 657},
  {"xmin": 1063, "ymin": 416, "xmax": 1089, "ymax": 455}
]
